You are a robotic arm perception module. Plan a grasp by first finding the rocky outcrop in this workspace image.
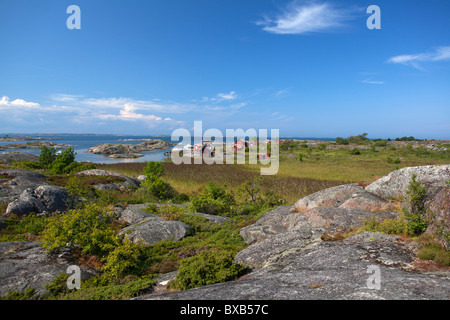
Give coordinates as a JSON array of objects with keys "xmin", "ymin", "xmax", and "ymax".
[
  {"xmin": 365, "ymin": 164, "xmax": 450, "ymax": 200},
  {"xmin": 75, "ymin": 169, "xmax": 140, "ymax": 191},
  {"xmin": 116, "ymin": 206, "xmax": 155, "ymax": 225},
  {"xmin": 239, "ymin": 205, "xmax": 399, "ymax": 246},
  {"xmin": 5, "ymin": 185, "xmax": 70, "ymax": 217},
  {"xmin": 0, "ymin": 152, "xmax": 39, "ymax": 164},
  {"xmin": 120, "ymin": 217, "xmax": 191, "ymax": 245},
  {"xmin": 292, "ymin": 184, "xmax": 399, "ymax": 213},
  {"xmin": 88, "ymin": 139, "xmax": 171, "ymax": 159},
  {"xmin": 0, "ymin": 169, "xmax": 48, "ymax": 206},
  {"xmin": 0, "ymin": 241, "xmax": 94, "ymax": 296},
  {"xmin": 0, "ymin": 141, "xmax": 71, "ymax": 151},
  {"xmin": 145, "ymin": 165, "xmax": 450, "ymax": 300},
  {"xmin": 0, "ymin": 169, "xmax": 71, "ymax": 217},
  {"xmin": 149, "ymin": 232, "xmax": 449, "ymax": 300}
]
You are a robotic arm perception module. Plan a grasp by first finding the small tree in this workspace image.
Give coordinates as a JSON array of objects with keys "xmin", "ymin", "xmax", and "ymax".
[
  {"xmin": 39, "ymin": 145, "xmax": 57, "ymax": 168},
  {"xmin": 50, "ymin": 147, "xmax": 76, "ymax": 174},
  {"xmin": 143, "ymin": 161, "xmax": 164, "ymax": 180},
  {"xmin": 335, "ymin": 137, "xmax": 349, "ymax": 145},
  {"xmin": 142, "ymin": 161, "xmax": 174, "ymax": 200},
  {"xmin": 238, "ymin": 177, "xmax": 263, "ymax": 204}
]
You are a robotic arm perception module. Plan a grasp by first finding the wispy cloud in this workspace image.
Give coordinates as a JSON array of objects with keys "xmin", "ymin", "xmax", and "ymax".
[
  {"xmin": 216, "ymin": 91, "xmax": 237, "ymax": 101},
  {"xmin": 361, "ymin": 79, "xmax": 384, "ymax": 85},
  {"xmin": 200, "ymin": 91, "xmax": 238, "ymax": 103},
  {"xmin": 258, "ymin": 1, "xmax": 357, "ymax": 35},
  {"xmin": 272, "ymin": 88, "xmax": 293, "ymax": 97},
  {"xmin": 387, "ymin": 46, "xmax": 450, "ymax": 69}
]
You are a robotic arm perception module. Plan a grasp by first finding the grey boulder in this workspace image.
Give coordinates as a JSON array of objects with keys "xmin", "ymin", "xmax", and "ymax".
[
  {"xmin": 5, "ymin": 185, "xmax": 70, "ymax": 217},
  {"xmin": 76, "ymin": 169, "xmax": 140, "ymax": 190},
  {"xmin": 365, "ymin": 164, "xmax": 450, "ymax": 200},
  {"xmin": 120, "ymin": 217, "xmax": 191, "ymax": 245}
]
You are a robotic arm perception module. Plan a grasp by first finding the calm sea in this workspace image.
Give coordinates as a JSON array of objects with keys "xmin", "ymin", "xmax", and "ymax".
[
  {"xmin": 0, "ymin": 134, "xmax": 334, "ymax": 164},
  {"xmin": 0, "ymin": 134, "xmax": 174, "ymax": 164}
]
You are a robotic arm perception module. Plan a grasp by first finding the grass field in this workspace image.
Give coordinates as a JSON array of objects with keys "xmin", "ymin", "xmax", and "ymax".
[{"xmin": 97, "ymin": 144, "xmax": 450, "ymax": 204}]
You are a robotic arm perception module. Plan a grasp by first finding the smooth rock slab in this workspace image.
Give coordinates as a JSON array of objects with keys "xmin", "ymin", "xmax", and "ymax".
[
  {"xmin": 365, "ymin": 164, "xmax": 450, "ymax": 200},
  {"xmin": 147, "ymin": 232, "xmax": 450, "ymax": 300},
  {"xmin": 239, "ymin": 206, "xmax": 300, "ymax": 245},
  {"xmin": 292, "ymin": 184, "xmax": 366, "ymax": 213},
  {"xmin": 120, "ymin": 218, "xmax": 192, "ymax": 245},
  {"xmin": 239, "ymin": 205, "xmax": 400, "ymax": 245},
  {"xmin": 0, "ymin": 241, "xmax": 93, "ymax": 296},
  {"xmin": 235, "ymin": 226, "xmax": 324, "ymax": 269},
  {"xmin": 302, "ymin": 207, "xmax": 400, "ymax": 233},
  {"xmin": 76, "ymin": 169, "xmax": 140, "ymax": 190}
]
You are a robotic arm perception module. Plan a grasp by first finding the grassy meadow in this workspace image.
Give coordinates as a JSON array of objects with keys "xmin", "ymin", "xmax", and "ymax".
[{"xmin": 97, "ymin": 141, "xmax": 450, "ymax": 204}]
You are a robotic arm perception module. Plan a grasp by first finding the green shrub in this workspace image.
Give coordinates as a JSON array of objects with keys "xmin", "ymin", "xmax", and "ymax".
[
  {"xmin": 335, "ymin": 137, "xmax": 349, "ymax": 145},
  {"xmin": 102, "ymin": 239, "xmax": 152, "ymax": 279},
  {"xmin": 44, "ymin": 272, "xmax": 73, "ymax": 298},
  {"xmin": 361, "ymin": 216, "xmax": 408, "ymax": 235},
  {"xmin": 190, "ymin": 182, "xmax": 236, "ymax": 216},
  {"xmin": 41, "ymin": 204, "xmax": 120, "ymax": 257},
  {"xmin": 0, "ymin": 287, "xmax": 38, "ymax": 300},
  {"xmin": 170, "ymin": 249, "xmax": 247, "ymax": 290},
  {"xmin": 347, "ymin": 133, "xmax": 369, "ymax": 145},
  {"xmin": 46, "ymin": 275, "xmax": 156, "ymax": 300},
  {"xmin": 0, "ymin": 214, "xmax": 50, "ymax": 242},
  {"xmin": 144, "ymin": 161, "xmax": 164, "ymax": 180},
  {"xmin": 403, "ymin": 174, "xmax": 429, "ymax": 236},
  {"xmin": 373, "ymin": 140, "xmax": 387, "ymax": 147},
  {"xmin": 50, "ymin": 147, "xmax": 76, "ymax": 174},
  {"xmin": 297, "ymin": 153, "xmax": 304, "ymax": 162},
  {"xmin": 238, "ymin": 177, "xmax": 263, "ymax": 204},
  {"xmin": 11, "ymin": 161, "xmax": 43, "ymax": 170},
  {"xmin": 417, "ymin": 242, "xmax": 450, "ymax": 266},
  {"xmin": 142, "ymin": 178, "xmax": 175, "ymax": 200},
  {"xmin": 141, "ymin": 161, "xmax": 176, "ymax": 200},
  {"xmin": 39, "ymin": 145, "xmax": 57, "ymax": 168},
  {"xmin": 349, "ymin": 148, "xmax": 361, "ymax": 155}
]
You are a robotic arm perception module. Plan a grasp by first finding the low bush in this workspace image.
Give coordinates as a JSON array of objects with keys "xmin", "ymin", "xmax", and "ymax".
[
  {"xmin": 0, "ymin": 214, "xmax": 50, "ymax": 242},
  {"xmin": 169, "ymin": 249, "xmax": 247, "ymax": 290},
  {"xmin": 101, "ymin": 239, "xmax": 153, "ymax": 279},
  {"xmin": 190, "ymin": 182, "xmax": 236, "ymax": 216},
  {"xmin": 361, "ymin": 216, "xmax": 408, "ymax": 235},
  {"xmin": 349, "ymin": 148, "xmax": 361, "ymax": 155},
  {"xmin": 403, "ymin": 174, "xmax": 429, "ymax": 236},
  {"xmin": 41, "ymin": 204, "xmax": 120, "ymax": 257}
]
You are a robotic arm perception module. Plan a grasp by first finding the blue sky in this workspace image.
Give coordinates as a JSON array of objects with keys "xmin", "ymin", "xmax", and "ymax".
[{"xmin": 0, "ymin": 0, "xmax": 449, "ymax": 139}]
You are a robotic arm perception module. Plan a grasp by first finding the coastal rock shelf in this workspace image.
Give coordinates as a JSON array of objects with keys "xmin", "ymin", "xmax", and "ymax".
[{"xmin": 87, "ymin": 139, "xmax": 172, "ymax": 159}]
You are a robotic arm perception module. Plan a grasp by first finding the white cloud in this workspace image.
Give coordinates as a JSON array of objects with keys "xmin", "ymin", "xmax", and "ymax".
[
  {"xmin": 258, "ymin": 1, "xmax": 356, "ymax": 35},
  {"xmin": 50, "ymin": 93, "xmax": 84, "ymax": 102},
  {"xmin": 387, "ymin": 46, "xmax": 450, "ymax": 68},
  {"xmin": 361, "ymin": 79, "xmax": 384, "ymax": 85},
  {"xmin": 98, "ymin": 103, "xmax": 162, "ymax": 122},
  {"xmin": 0, "ymin": 96, "xmax": 40, "ymax": 108},
  {"xmin": 216, "ymin": 91, "xmax": 237, "ymax": 101}
]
